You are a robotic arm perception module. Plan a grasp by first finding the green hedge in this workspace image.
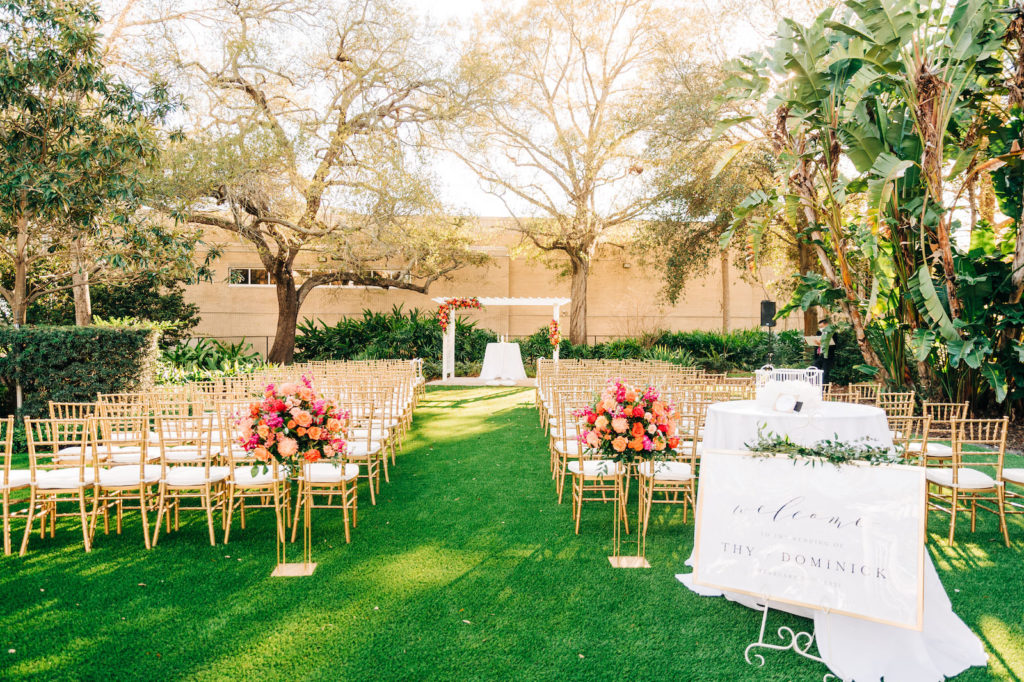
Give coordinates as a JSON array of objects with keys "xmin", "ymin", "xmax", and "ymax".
[{"xmin": 0, "ymin": 325, "xmax": 161, "ymax": 417}]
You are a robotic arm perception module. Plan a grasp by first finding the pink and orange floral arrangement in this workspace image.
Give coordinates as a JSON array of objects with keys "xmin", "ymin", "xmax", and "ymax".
[
  {"xmin": 237, "ymin": 376, "xmax": 348, "ymax": 469},
  {"xmin": 575, "ymin": 380, "xmax": 678, "ymax": 464},
  {"xmin": 436, "ymin": 297, "xmax": 483, "ymax": 332},
  {"xmin": 548, "ymin": 319, "xmax": 561, "ymax": 347}
]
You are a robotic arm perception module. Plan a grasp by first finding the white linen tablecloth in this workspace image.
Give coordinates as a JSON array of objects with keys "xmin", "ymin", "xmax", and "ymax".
[
  {"xmin": 704, "ymin": 400, "xmax": 893, "ymax": 451},
  {"xmin": 677, "ymin": 557, "xmax": 987, "ymax": 681},
  {"xmin": 479, "ymin": 342, "xmax": 527, "ymax": 381}
]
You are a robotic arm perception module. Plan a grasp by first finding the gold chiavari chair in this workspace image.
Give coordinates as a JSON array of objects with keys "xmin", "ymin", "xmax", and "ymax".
[
  {"xmin": 915, "ymin": 401, "xmax": 967, "ymax": 462},
  {"xmin": 924, "ymin": 417, "xmax": 1010, "ymax": 546},
  {"xmin": 639, "ymin": 409, "xmax": 698, "ymax": 538},
  {"xmin": 20, "ymin": 418, "xmax": 96, "ymax": 555},
  {"xmin": 219, "ymin": 401, "xmax": 290, "ymax": 544},
  {"xmin": 1001, "ymin": 460, "xmax": 1024, "ymax": 524},
  {"xmin": 888, "ymin": 415, "xmax": 930, "ymax": 461},
  {"xmin": 152, "ymin": 413, "xmax": 228, "ymax": 546},
  {"xmin": 551, "ymin": 388, "xmax": 590, "ymax": 503},
  {"xmin": 849, "ymin": 382, "xmax": 882, "ymax": 405},
  {"xmin": 1, "ymin": 416, "xmax": 29, "ymax": 555},
  {"xmin": 343, "ymin": 399, "xmax": 385, "ymax": 506},
  {"xmin": 90, "ymin": 414, "xmax": 159, "ymax": 549},
  {"xmin": 823, "ymin": 383, "xmax": 851, "ymax": 402},
  {"xmin": 292, "ymin": 455, "xmax": 359, "ymax": 544},
  {"xmin": 48, "ymin": 401, "xmax": 98, "ymax": 421},
  {"xmin": 877, "ymin": 391, "xmax": 915, "ymax": 417},
  {"xmin": 568, "ymin": 417, "xmax": 628, "ymax": 535}
]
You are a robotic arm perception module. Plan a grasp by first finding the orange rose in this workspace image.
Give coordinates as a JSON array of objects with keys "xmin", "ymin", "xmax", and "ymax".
[
  {"xmin": 307, "ymin": 426, "xmax": 321, "ymax": 440},
  {"xmin": 287, "ymin": 419, "xmax": 297, "ymax": 430},
  {"xmin": 628, "ymin": 437, "xmax": 644, "ymax": 451},
  {"xmin": 326, "ymin": 418, "xmax": 343, "ymax": 433},
  {"xmin": 630, "ymin": 421, "xmax": 645, "ymax": 438},
  {"xmin": 297, "ymin": 427, "xmax": 307, "ymax": 437},
  {"xmin": 624, "ymin": 389, "xmax": 637, "ymax": 402},
  {"xmin": 304, "ymin": 449, "xmax": 321, "ymax": 462},
  {"xmin": 253, "ymin": 446, "xmax": 270, "ymax": 461},
  {"xmin": 612, "ymin": 437, "xmax": 628, "ymax": 452},
  {"xmin": 294, "ymin": 411, "xmax": 313, "ymax": 428},
  {"xmin": 256, "ymin": 424, "xmax": 269, "ymax": 439},
  {"xmin": 653, "ymin": 438, "xmax": 666, "ymax": 451}
]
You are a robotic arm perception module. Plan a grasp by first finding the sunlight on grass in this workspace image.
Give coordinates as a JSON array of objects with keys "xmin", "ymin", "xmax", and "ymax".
[{"xmin": 978, "ymin": 615, "xmax": 1024, "ymax": 682}]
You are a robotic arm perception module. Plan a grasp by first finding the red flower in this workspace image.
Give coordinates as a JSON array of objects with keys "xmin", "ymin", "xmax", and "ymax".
[
  {"xmin": 658, "ymin": 424, "xmax": 668, "ymax": 433},
  {"xmin": 668, "ymin": 437, "xmax": 680, "ymax": 449},
  {"xmin": 587, "ymin": 414, "xmax": 597, "ymax": 424},
  {"xmin": 632, "ymin": 407, "xmax": 644, "ymax": 418}
]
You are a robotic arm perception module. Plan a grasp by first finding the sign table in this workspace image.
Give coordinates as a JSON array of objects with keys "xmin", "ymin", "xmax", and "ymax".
[
  {"xmin": 678, "ymin": 449, "xmax": 987, "ymax": 681},
  {"xmin": 704, "ymin": 400, "xmax": 893, "ymax": 452},
  {"xmin": 479, "ymin": 342, "xmax": 527, "ymax": 382}
]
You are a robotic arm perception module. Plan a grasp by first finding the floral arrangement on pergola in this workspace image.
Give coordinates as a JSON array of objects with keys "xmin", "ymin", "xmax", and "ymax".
[{"xmin": 431, "ymin": 296, "xmax": 570, "ymax": 380}]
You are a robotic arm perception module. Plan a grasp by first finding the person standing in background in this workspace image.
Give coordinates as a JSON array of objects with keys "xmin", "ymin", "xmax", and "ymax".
[{"xmin": 811, "ymin": 318, "xmax": 834, "ymax": 384}]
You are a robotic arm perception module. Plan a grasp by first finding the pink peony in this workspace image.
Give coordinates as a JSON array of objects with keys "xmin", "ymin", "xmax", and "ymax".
[{"xmin": 611, "ymin": 417, "xmax": 628, "ymax": 434}]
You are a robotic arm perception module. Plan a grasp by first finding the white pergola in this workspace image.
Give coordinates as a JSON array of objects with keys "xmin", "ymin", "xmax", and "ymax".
[{"xmin": 432, "ymin": 296, "xmax": 570, "ymax": 381}]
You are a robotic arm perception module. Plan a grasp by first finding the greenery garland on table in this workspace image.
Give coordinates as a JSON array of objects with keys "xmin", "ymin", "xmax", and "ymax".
[{"xmin": 746, "ymin": 429, "xmax": 899, "ymax": 468}]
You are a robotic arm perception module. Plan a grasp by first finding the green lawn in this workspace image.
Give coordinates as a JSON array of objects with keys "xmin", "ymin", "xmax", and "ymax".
[{"xmin": 1, "ymin": 386, "xmax": 1022, "ymax": 680}]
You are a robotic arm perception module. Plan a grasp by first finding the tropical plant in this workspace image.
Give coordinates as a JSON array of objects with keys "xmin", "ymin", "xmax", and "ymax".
[
  {"xmin": 715, "ymin": 0, "xmax": 1023, "ymax": 412},
  {"xmin": 161, "ymin": 338, "xmax": 261, "ymax": 372}
]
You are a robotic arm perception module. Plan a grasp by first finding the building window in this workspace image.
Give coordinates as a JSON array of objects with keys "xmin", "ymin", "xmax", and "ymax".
[{"xmin": 229, "ymin": 267, "xmax": 275, "ymax": 285}]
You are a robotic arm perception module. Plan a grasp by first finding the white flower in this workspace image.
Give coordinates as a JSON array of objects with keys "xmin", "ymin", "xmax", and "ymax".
[
  {"xmin": 644, "ymin": 412, "xmax": 653, "ymax": 420},
  {"xmin": 647, "ymin": 423, "xmax": 657, "ymax": 435}
]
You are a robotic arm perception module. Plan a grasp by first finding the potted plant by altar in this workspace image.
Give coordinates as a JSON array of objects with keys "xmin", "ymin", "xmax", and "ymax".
[
  {"xmin": 576, "ymin": 381, "xmax": 678, "ymax": 568},
  {"xmin": 237, "ymin": 378, "xmax": 348, "ymax": 577}
]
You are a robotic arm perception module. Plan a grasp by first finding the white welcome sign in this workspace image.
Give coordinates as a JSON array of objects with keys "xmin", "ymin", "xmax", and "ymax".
[{"xmin": 692, "ymin": 450, "xmax": 926, "ymax": 630}]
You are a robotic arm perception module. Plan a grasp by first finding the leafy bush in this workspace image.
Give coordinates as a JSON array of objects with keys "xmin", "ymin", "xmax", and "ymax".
[
  {"xmin": 161, "ymin": 338, "xmax": 261, "ymax": 371},
  {"xmin": 295, "ymin": 305, "xmax": 495, "ymax": 364},
  {"xmin": 0, "ymin": 325, "xmax": 160, "ymax": 416}
]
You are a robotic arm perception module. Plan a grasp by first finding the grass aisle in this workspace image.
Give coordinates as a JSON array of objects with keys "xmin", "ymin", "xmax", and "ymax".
[{"xmin": 1, "ymin": 386, "xmax": 1022, "ymax": 680}]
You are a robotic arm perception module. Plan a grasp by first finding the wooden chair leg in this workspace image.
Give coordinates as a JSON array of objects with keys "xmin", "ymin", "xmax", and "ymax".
[
  {"xmin": 140, "ymin": 488, "xmax": 151, "ymax": 550},
  {"xmin": 948, "ymin": 489, "xmax": 959, "ymax": 546},
  {"xmin": 203, "ymin": 488, "xmax": 216, "ymax": 546},
  {"xmin": 78, "ymin": 490, "xmax": 92, "ymax": 553},
  {"xmin": 223, "ymin": 489, "xmax": 235, "ymax": 544},
  {"xmin": 152, "ymin": 486, "xmax": 166, "ymax": 547},
  {"xmin": 19, "ymin": 491, "xmax": 36, "ymax": 556},
  {"xmin": 2, "ymin": 491, "xmax": 10, "ymax": 556}
]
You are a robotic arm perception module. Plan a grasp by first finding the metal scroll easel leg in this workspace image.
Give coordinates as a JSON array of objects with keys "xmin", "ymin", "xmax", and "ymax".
[{"xmin": 743, "ymin": 604, "xmax": 836, "ymax": 681}]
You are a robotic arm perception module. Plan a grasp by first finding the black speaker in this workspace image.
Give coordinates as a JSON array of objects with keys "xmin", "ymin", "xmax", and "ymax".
[{"xmin": 760, "ymin": 300, "xmax": 777, "ymax": 327}]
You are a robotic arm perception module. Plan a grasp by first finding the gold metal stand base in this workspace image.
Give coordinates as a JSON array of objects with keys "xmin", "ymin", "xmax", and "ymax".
[
  {"xmin": 608, "ymin": 555, "xmax": 651, "ymax": 568},
  {"xmin": 271, "ymin": 562, "xmax": 317, "ymax": 577}
]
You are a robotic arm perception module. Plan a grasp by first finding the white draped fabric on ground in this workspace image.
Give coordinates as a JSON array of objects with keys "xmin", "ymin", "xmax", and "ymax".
[
  {"xmin": 681, "ymin": 399, "xmax": 987, "ymax": 681},
  {"xmin": 703, "ymin": 400, "xmax": 894, "ymax": 451},
  {"xmin": 479, "ymin": 342, "xmax": 527, "ymax": 382},
  {"xmin": 677, "ymin": 557, "xmax": 987, "ymax": 682}
]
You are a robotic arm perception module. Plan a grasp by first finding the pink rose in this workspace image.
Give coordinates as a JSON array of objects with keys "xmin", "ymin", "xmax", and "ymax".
[{"xmin": 586, "ymin": 431, "xmax": 600, "ymax": 448}]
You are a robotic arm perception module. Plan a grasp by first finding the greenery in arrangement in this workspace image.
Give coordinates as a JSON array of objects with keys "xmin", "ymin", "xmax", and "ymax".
[
  {"xmin": 1, "ymin": 387, "xmax": 1021, "ymax": 680},
  {"xmin": 0, "ymin": 324, "xmax": 160, "ymax": 416},
  {"xmin": 747, "ymin": 430, "xmax": 901, "ymax": 468}
]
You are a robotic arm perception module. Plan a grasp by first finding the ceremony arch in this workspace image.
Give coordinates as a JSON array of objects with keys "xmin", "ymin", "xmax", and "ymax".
[{"xmin": 432, "ymin": 297, "xmax": 570, "ymax": 381}]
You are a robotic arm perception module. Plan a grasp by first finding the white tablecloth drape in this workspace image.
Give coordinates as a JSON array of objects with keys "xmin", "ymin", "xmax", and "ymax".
[
  {"xmin": 677, "ymin": 556, "xmax": 987, "ymax": 681},
  {"xmin": 704, "ymin": 400, "xmax": 893, "ymax": 452},
  {"xmin": 479, "ymin": 342, "xmax": 527, "ymax": 381}
]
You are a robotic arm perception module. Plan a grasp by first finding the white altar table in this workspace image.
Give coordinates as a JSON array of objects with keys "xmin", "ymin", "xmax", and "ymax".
[{"xmin": 479, "ymin": 342, "xmax": 527, "ymax": 382}]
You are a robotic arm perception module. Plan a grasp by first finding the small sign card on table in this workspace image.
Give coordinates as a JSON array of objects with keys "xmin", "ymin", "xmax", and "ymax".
[{"xmin": 692, "ymin": 450, "xmax": 926, "ymax": 630}]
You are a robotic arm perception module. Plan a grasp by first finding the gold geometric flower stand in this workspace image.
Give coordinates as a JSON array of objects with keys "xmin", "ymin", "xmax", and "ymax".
[
  {"xmin": 272, "ymin": 483, "xmax": 316, "ymax": 577},
  {"xmin": 608, "ymin": 470, "xmax": 650, "ymax": 568}
]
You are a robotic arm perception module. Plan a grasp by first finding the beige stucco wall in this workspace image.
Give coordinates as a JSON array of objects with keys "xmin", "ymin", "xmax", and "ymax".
[{"xmin": 184, "ymin": 221, "xmax": 798, "ymax": 355}]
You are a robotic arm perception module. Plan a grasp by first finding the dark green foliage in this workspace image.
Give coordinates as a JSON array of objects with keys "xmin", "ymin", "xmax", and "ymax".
[
  {"xmin": 161, "ymin": 338, "xmax": 260, "ymax": 371},
  {"xmin": 0, "ymin": 325, "xmax": 160, "ymax": 416},
  {"xmin": 25, "ymin": 274, "xmax": 201, "ymax": 347},
  {"xmin": 295, "ymin": 305, "xmax": 496, "ymax": 366}
]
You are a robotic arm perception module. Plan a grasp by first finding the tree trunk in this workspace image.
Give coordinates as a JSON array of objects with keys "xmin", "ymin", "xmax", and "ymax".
[
  {"xmin": 719, "ymin": 249, "xmax": 730, "ymax": 333},
  {"xmin": 267, "ymin": 272, "xmax": 300, "ymax": 364},
  {"xmin": 12, "ymin": 196, "xmax": 29, "ymax": 326},
  {"xmin": 71, "ymin": 238, "xmax": 92, "ymax": 325},
  {"xmin": 568, "ymin": 255, "xmax": 588, "ymax": 345},
  {"xmin": 798, "ymin": 240, "xmax": 816, "ymax": 335}
]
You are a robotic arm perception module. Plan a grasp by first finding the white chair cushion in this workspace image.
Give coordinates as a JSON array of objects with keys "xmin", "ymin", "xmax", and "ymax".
[
  {"xmin": 553, "ymin": 439, "xmax": 583, "ymax": 455},
  {"xmin": 163, "ymin": 466, "xmax": 229, "ymax": 487},
  {"xmin": 347, "ymin": 442, "xmax": 382, "ymax": 457},
  {"xmin": 303, "ymin": 462, "xmax": 359, "ymax": 483},
  {"xmin": 908, "ymin": 442, "xmax": 953, "ymax": 456},
  {"xmin": 350, "ymin": 428, "xmax": 389, "ymax": 440},
  {"xmin": 36, "ymin": 468, "xmax": 95, "ymax": 489},
  {"xmin": 926, "ymin": 467, "xmax": 996, "ymax": 490},
  {"xmin": 1, "ymin": 469, "xmax": 31, "ymax": 489},
  {"xmin": 1001, "ymin": 468, "xmax": 1024, "ymax": 486},
  {"xmin": 98, "ymin": 465, "xmax": 161, "ymax": 487},
  {"xmin": 231, "ymin": 466, "xmax": 277, "ymax": 487},
  {"xmin": 568, "ymin": 459, "xmax": 623, "ymax": 477},
  {"xmin": 163, "ymin": 446, "xmax": 204, "ymax": 463},
  {"xmin": 638, "ymin": 460, "xmax": 693, "ymax": 481},
  {"xmin": 104, "ymin": 446, "xmax": 159, "ymax": 464}
]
